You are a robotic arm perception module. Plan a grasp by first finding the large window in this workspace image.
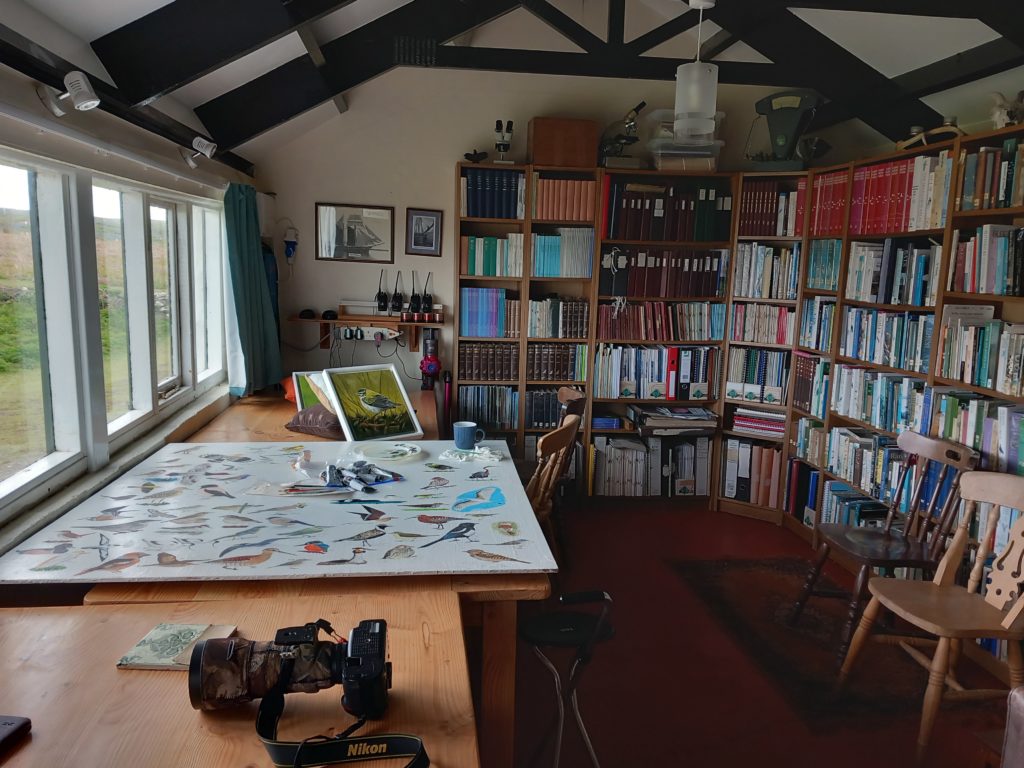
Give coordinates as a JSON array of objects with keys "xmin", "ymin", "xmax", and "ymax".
[{"xmin": 0, "ymin": 148, "xmax": 226, "ymax": 520}]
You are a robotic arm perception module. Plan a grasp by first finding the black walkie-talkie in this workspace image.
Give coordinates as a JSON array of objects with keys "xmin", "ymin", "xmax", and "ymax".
[
  {"xmin": 409, "ymin": 271, "xmax": 422, "ymax": 314},
  {"xmin": 389, "ymin": 271, "xmax": 403, "ymax": 315},
  {"xmin": 375, "ymin": 270, "xmax": 388, "ymax": 313},
  {"xmin": 422, "ymin": 272, "xmax": 433, "ymax": 311}
]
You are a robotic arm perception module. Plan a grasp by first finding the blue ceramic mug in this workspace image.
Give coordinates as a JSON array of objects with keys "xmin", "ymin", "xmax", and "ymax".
[{"xmin": 453, "ymin": 421, "xmax": 486, "ymax": 451}]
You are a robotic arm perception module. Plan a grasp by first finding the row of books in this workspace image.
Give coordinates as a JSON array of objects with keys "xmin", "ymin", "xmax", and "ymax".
[
  {"xmin": 794, "ymin": 417, "xmax": 825, "ymax": 467},
  {"xmin": 459, "ymin": 288, "xmax": 518, "ymax": 338},
  {"xmin": 598, "ymin": 248, "xmax": 729, "ymax": 298},
  {"xmin": 839, "ymin": 308, "xmax": 933, "ymax": 374},
  {"xmin": 526, "ymin": 343, "xmax": 588, "ymax": 381},
  {"xmin": 731, "ymin": 406, "xmax": 786, "ymax": 438},
  {"xmin": 819, "ymin": 481, "xmax": 888, "ymax": 527},
  {"xmin": 849, "ymin": 151, "xmax": 952, "ymax": 235},
  {"xmin": 806, "ymin": 239, "xmax": 841, "ymax": 291},
  {"xmin": 722, "ymin": 438, "xmax": 782, "ymax": 507},
  {"xmin": 724, "ymin": 348, "xmax": 789, "ymax": 405},
  {"xmin": 595, "ymin": 301, "xmax": 726, "ymax": 342},
  {"xmin": 729, "ymin": 302, "xmax": 794, "ymax": 345},
  {"xmin": 532, "ymin": 175, "xmax": 597, "ymax": 221},
  {"xmin": 526, "ymin": 297, "xmax": 589, "ymax": 339},
  {"xmin": 826, "ymin": 427, "xmax": 906, "ymax": 503},
  {"xmin": 784, "ymin": 458, "xmax": 820, "ymax": 526},
  {"xmin": 592, "ymin": 344, "xmax": 719, "ymax": 400},
  {"xmin": 791, "ymin": 352, "xmax": 829, "ymax": 418},
  {"xmin": 798, "ymin": 297, "xmax": 835, "ymax": 352},
  {"xmin": 525, "ymin": 388, "xmax": 578, "ymax": 428},
  {"xmin": 589, "ymin": 435, "xmax": 711, "ymax": 497},
  {"xmin": 603, "ymin": 180, "xmax": 732, "ymax": 242},
  {"xmin": 457, "ymin": 385, "xmax": 519, "ymax": 430},
  {"xmin": 957, "ymin": 137, "xmax": 1024, "ymax": 211},
  {"xmin": 460, "ymin": 234, "xmax": 524, "ymax": 277},
  {"xmin": 460, "ymin": 168, "xmax": 525, "ymax": 219},
  {"xmin": 831, "ymin": 365, "xmax": 926, "ymax": 435},
  {"xmin": 531, "ymin": 230, "xmax": 594, "ymax": 278},
  {"xmin": 936, "ymin": 305, "xmax": 1024, "ymax": 397},
  {"xmin": 737, "ymin": 179, "xmax": 805, "ymax": 237},
  {"xmin": 947, "ymin": 225, "xmax": 1024, "ymax": 296},
  {"xmin": 732, "ymin": 243, "xmax": 800, "ymax": 300},
  {"xmin": 458, "ymin": 342, "xmax": 520, "ymax": 381},
  {"xmin": 809, "ymin": 170, "xmax": 848, "ymax": 237},
  {"xmin": 845, "ymin": 239, "xmax": 940, "ymax": 307}
]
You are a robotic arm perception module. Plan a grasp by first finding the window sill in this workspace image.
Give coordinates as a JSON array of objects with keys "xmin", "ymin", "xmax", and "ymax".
[{"xmin": 0, "ymin": 384, "xmax": 232, "ymax": 554}]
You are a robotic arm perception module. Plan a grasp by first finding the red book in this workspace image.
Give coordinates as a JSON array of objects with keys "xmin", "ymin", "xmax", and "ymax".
[
  {"xmin": 850, "ymin": 167, "xmax": 866, "ymax": 234},
  {"xmin": 666, "ymin": 346, "xmax": 680, "ymax": 400},
  {"xmin": 901, "ymin": 158, "xmax": 914, "ymax": 231}
]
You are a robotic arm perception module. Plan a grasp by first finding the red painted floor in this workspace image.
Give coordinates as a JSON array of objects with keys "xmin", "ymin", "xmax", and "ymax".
[{"xmin": 511, "ymin": 501, "xmax": 1003, "ymax": 768}]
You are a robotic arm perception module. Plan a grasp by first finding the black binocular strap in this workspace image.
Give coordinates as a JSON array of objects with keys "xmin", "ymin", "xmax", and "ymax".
[{"xmin": 256, "ymin": 691, "xmax": 429, "ymax": 768}]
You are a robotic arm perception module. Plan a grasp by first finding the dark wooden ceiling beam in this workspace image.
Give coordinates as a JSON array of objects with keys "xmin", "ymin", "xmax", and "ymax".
[
  {"xmin": 779, "ymin": 1, "xmax": 977, "ymax": 16},
  {"xmin": 91, "ymin": 0, "xmax": 355, "ymax": 106},
  {"xmin": 520, "ymin": 0, "xmax": 605, "ymax": 53},
  {"xmin": 622, "ymin": 12, "xmax": 699, "ymax": 56},
  {"xmin": 976, "ymin": 4, "xmax": 1024, "ymax": 51},
  {"xmin": 195, "ymin": 0, "xmax": 520, "ymax": 150},
  {"xmin": 0, "ymin": 23, "xmax": 253, "ymax": 175},
  {"xmin": 607, "ymin": 0, "xmax": 625, "ymax": 47},
  {"xmin": 699, "ymin": 29, "xmax": 736, "ymax": 61}
]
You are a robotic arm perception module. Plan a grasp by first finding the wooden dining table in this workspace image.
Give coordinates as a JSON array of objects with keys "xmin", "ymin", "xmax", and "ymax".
[{"xmin": 0, "ymin": 590, "xmax": 477, "ymax": 767}]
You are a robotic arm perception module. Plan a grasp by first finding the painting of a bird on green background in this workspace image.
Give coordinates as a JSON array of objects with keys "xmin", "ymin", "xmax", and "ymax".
[{"xmin": 325, "ymin": 366, "xmax": 421, "ymax": 440}]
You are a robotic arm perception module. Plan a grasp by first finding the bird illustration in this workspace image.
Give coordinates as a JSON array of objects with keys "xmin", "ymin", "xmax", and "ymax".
[
  {"xmin": 135, "ymin": 481, "xmax": 159, "ymax": 494},
  {"xmin": 424, "ymin": 463, "xmax": 454, "ymax": 472},
  {"xmin": 280, "ymin": 527, "xmax": 324, "ymax": 538},
  {"xmin": 452, "ymin": 486, "xmax": 506, "ymax": 514},
  {"xmin": 383, "ymin": 545, "xmax": 415, "ymax": 560},
  {"xmin": 466, "ymin": 548, "xmax": 528, "ymax": 564},
  {"xmin": 139, "ymin": 487, "xmax": 184, "ymax": 501},
  {"xmin": 214, "ymin": 503, "xmax": 260, "ymax": 514},
  {"xmin": 420, "ymin": 522, "xmax": 477, "ymax": 548},
  {"xmin": 390, "ymin": 531, "xmax": 431, "ymax": 539},
  {"xmin": 302, "ymin": 541, "xmax": 330, "ymax": 554},
  {"xmin": 348, "ymin": 506, "xmax": 390, "ymax": 522},
  {"xmin": 467, "ymin": 513, "xmax": 497, "ymax": 518},
  {"xmin": 413, "ymin": 493, "xmax": 442, "ymax": 499},
  {"xmin": 334, "ymin": 526, "xmax": 388, "ymax": 546},
  {"xmin": 402, "ymin": 503, "xmax": 447, "ymax": 510},
  {"xmin": 468, "ymin": 466, "xmax": 496, "ymax": 480},
  {"xmin": 211, "ymin": 525, "xmax": 266, "ymax": 543},
  {"xmin": 86, "ymin": 506, "xmax": 130, "ymax": 521},
  {"xmin": 218, "ymin": 536, "xmax": 295, "ymax": 558},
  {"xmin": 78, "ymin": 520, "xmax": 150, "ymax": 534},
  {"xmin": 268, "ymin": 515, "xmax": 318, "ymax": 527},
  {"xmin": 332, "ymin": 498, "xmax": 403, "ymax": 505},
  {"xmin": 492, "ymin": 538, "xmax": 529, "ymax": 547},
  {"xmin": 319, "ymin": 547, "xmax": 368, "ymax": 566},
  {"xmin": 493, "ymin": 521, "xmax": 520, "ymax": 537},
  {"xmin": 272, "ymin": 559, "xmax": 308, "ymax": 568},
  {"xmin": 145, "ymin": 552, "xmax": 207, "ymax": 567},
  {"xmin": 17, "ymin": 542, "xmax": 73, "ymax": 555},
  {"xmin": 168, "ymin": 511, "xmax": 209, "ymax": 525},
  {"xmin": 103, "ymin": 494, "xmax": 137, "ymax": 501},
  {"xmin": 200, "ymin": 453, "xmax": 253, "ymax": 463},
  {"xmin": 222, "ymin": 515, "xmax": 259, "ymax": 525},
  {"xmin": 52, "ymin": 530, "xmax": 87, "ymax": 540},
  {"xmin": 81, "ymin": 533, "xmax": 111, "ymax": 561},
  {"xmin": 421, "ymin": 477, "xmax": 452, "ymax": 490},
  {"xmin": 208, "ymin": 548, "xmax": 282, "ymax": 569},
  {"xmin": 278, "ymin": 445, "xmax": 307, "ymax": 454},
  {"xmin": 416, "ymin": 514, "xmax": 466, "ymax": 529},
  {"xmin": 30, "ymin": 556, "xmax": 69, "ymax": 572},
  {"xmin": 261, "ymin": 503, "xmax": 307, "ymax": 513},
  {"xmin": 157, "ymin": 525, "xmax": 208, "ymax": 536},
  {"xmin": 201, "ymin": 484, "xmax": 235, "ymax": 499},
  {"xmin": 356, "ymin": 388, "xmax": 400, "ymax": 414},
  {"xmin": 207, "ymin": 473, "xmax": 250, "ymax": 482},
  {"xmin": 75, "ymin": 552, "xmax": 146, "ymax": 576},
  {"xmin": 180, "ymin": 463, "xmax": 213, "ymax": 486}
]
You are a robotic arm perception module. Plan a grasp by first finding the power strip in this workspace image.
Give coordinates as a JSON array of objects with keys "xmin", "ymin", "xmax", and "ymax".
[{"xmin": 334, "ymin": 326, "xmax": 401, "ymax": 342}]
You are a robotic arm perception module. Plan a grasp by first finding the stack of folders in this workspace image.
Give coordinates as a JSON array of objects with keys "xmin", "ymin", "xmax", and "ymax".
[
  {"xmin": 722, "ymin": 438, "xmax": 782, "ymax": 507},
  {"xmin": 589, "ymin": 435, "xmax": 710, "ymax": 497},
  {"xmin": 627, "ymin": 405, "xmax": 716, "ymax": 436}
]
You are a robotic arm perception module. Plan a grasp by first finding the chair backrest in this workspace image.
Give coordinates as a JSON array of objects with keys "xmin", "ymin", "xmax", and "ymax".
[
  {"xmin": 882, "ymin": 432, "xmax": 977, "ymax": 559},
  {"xmin": 557, "ymin": 387, "xmax": 586, "ymax": 425},
  {"xmin": 526, "ymin": 414, "xmax": 581, "ymax": 515},
  {"xmin": 934, "ymin": 471, "xmax": 1024, "ymax": 630}
]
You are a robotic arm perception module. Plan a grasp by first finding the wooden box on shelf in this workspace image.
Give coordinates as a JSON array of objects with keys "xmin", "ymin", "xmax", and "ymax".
[{"xmin": 527, "ymin": 118, "xmax": 600, "ymax": 168}]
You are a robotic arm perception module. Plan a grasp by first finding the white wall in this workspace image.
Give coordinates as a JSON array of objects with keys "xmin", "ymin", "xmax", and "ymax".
[{"xmin": 256, "ymin": 65, "xmax": 881, "ymax": 386}]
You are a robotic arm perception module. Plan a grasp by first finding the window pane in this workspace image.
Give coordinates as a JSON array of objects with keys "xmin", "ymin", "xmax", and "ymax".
[
  {"xmin": 0, "ymin": 164, "xmax": 51, "ymax": 481},
  {"xmin": 149, "ymin": 204, "xmax": 178, "ymax": 387},
  {"xmin": 94, "ymin": 185, "xmax": 132, "ymax": 422},
  {"xmin": 192, "ymin": 205, "xmax": 223, "ymax": 378}
]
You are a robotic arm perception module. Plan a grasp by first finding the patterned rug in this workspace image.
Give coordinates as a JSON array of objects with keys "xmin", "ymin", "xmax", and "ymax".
[{"xmin": 673, "ymin": 557, "xmax": 1003, "ymax": 729}]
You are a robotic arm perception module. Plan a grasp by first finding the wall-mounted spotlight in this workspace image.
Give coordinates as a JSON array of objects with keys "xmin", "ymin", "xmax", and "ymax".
[
  {"xmin": 36, "ymin": 71, "xmax": 101, "ymax": 116},
  {"xmin": 178, "ymin": 136, "xmax": 218, "ymax": 168}
]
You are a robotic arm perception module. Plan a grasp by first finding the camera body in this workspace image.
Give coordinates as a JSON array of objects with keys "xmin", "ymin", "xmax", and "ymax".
[{"xmin": 189, "ymin": 618, "xmax": 391, "ymax": 720}]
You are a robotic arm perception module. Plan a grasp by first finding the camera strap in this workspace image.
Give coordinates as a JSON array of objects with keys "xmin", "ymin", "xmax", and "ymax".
[{"xmin": 256, "ymin": 687, "xmax": 429, "ymax": 768}]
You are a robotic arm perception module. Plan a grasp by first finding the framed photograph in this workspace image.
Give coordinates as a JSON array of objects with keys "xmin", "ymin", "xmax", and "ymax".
[
  {"xmin": 405, "ymin": 208, "xmax": 443, "ymax": 256},
  {"xmin": 321, "ymin": 364, "xmax": 423, "ymax": 441},
  {"xmin": 291, "ymin": 371, "xmax": 333, "ymax": 412},
  {"xmin": 316, "ymin": 202, "xmax": 394, "ymax": 263}
]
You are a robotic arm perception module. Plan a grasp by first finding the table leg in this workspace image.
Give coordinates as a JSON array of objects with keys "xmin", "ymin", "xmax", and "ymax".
[{"xmin": 481, "ymin": 600, "xmax": 517, "ymax": 768}]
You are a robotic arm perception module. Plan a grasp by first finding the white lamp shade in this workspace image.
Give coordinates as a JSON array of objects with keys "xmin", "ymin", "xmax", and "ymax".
[{"xmin": 674, "ymin": 61, "xmax": 718, "ymax": 140}]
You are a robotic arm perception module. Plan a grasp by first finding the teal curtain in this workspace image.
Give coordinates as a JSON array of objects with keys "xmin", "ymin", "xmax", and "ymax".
[{"xmin": 223, "ymin": 183, "xmax": 282, "ymax": 396}]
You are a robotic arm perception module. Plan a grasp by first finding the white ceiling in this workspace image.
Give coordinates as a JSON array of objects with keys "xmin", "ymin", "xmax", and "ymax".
[{"xmin": 5, "ymin": 0, "xmax": 1022, "ymax": 161}]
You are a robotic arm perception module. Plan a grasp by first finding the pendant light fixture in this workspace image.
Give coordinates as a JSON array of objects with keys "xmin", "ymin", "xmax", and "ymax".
[{"xmin": 674, "ymin": 0, "xmax": 718, "ymax": 143}]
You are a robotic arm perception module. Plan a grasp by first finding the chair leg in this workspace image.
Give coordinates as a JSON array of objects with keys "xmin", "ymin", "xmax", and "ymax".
[
  {"xmin": 1008, "ymin": 639, "xmax": 1024, "ymax": 689},
  {"xmin": 566, "ymin": 659, "xmax": 601, "ymax": 768},
  {"xmin": 947, "ymin": 638, "xmax": 962, "ymax": 686},
  {"xmin": 532, "ymin": 647, "xmax": 565, "ymax": 768},
  {"xmin": 790, "ymin": 541, "xmax": 830, "ymax": 626},
  {"xmin": 837, "ymin": 594, "xmax": 881, "ymax": 692},
  {"xmin": 916, "ymin": 636, "xmax": 950, "ymax": 767},
  {"xmin": 837, "ymin": 564, "xmax": 871, "ymax": 666}
]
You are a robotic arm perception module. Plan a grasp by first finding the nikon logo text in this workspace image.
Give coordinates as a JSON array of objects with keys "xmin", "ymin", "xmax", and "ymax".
[{"xmin": 347, "ymin": 742, "xmax": 387, "ymax": 757}]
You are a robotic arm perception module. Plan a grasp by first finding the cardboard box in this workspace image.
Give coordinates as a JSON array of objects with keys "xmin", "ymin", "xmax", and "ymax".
[{"xmin": 527, "ymin": 117, "xmax": 600, "ymax": 168}]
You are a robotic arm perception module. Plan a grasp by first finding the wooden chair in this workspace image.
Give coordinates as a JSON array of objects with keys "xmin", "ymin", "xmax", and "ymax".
[
  {"xmin": 516, "ymin": 386, "xmax": 586, "ymax": 484},
  {"xmin": 837, "ymin": 471, "xmax": 1024, "ymax": 766},
  {"xmin": 790, "ymin": 431, "xmax": 977, "ymax": 664},
  {"xmin": 526, "ymin": 414, "xmax": 581, "ymax": 562}
]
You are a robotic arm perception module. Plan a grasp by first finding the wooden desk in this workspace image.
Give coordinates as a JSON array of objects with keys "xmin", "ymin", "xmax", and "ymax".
[
  {"xmin": 0, "ymin": 591, "xmax": 477, "ymax": 767},
  {"xmin": 185, "ymin": 390, "xmax": 440, "ymax": 443}
]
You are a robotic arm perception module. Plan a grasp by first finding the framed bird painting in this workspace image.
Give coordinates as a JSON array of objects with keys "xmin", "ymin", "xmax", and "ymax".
[{"xmin": 321, "ymin": 364, "xmax": 424, "ymax": 441}]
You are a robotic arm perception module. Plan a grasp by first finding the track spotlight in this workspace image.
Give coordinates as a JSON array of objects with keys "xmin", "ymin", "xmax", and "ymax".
[
  {"xmin": 36, "ymin": 71, "xmax": 100, "ymax": 116},
  {"xmin": 179, "ymin": 136, "xmax": 217, "ymax": 168}
]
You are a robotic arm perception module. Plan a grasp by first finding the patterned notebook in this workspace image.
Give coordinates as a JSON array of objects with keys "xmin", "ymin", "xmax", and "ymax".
[{"xmin": 116, "ymin": 623, "xmax": 236, "ymax": 670}]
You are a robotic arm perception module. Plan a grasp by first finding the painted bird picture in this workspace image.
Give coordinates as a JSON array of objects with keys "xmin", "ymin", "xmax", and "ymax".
[
  {"xmin": 357, "ymin": 388, "xmax": 401, "ymax": 414},
  {"xmin": 218, "ymin": 536, "xmax": 295, "ymax": 558},
  {"xmin": 416, "ymin": 514, "xmax": 466, "ymax": 529},
  {"xmin": 424, "ymin": 463, "xmax": 454, "ymax": 472},
  {"xmin": 74, "ymin": 552, "xmax": 147, "ymax": 576},
  {"xmin": 268, "ymin": 516, "xmax": 318, "ymax": 527},
  {"xmin": 465, "ymin": 548, "xmax": 528, "ymax": 564},
  {"xmin": 302, "ymin": 541, "xmax": 330, "ymax": 554},
  {"xmin": 334, "ymin": 526, "xmax": 388, "ymax": 546},
  {"xmin": 208, "ymin": 548, "xmax": 281, "ymax": 569},
  {"xmin": 452, "ymin": 486, "xmax": 506, "ymax": 514},
  {"xmin": 319, "ymin": 547, "xmax": 368, "ymax": 566},
  {"xmin": 17, "ymin": 542, "xmax": 73, "ymax": 555},
  {"xmin": 468, "ymin": 466, "xmax": 495, "ymax": 480},
  {"xmin": 383, "ymin": 545, "xmax": 415, "ymax": 560},
  {"xmin": 421, "ymin": 477, "xmax": 452, "ymax": 490},
  {"xmin": 348, "ymin": 506, "xmax": 391, "ymax": 522},
  {"xmin": 200, "ymin": 484, "xmax": 235, "ymax": 499},
  {"xmin": 420, "ymin": 522, "xmax": 476, "ymax": 548},
  {"xmin": 145, "ymin": 552, "xmax": 207, "ymax": 567}
]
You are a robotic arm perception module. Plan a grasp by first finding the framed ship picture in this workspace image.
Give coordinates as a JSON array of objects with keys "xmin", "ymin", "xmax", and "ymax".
[
  {"xmin": 315, "ymin": 202, "xmax": 394, "ymax": 263},
  {"xmin": 405, "ymin": 208, "xmax": 443, "ymax": 256},
  {"xmin": 321, "ymin": 364, "xmax": 423, "ymax": 441}
]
